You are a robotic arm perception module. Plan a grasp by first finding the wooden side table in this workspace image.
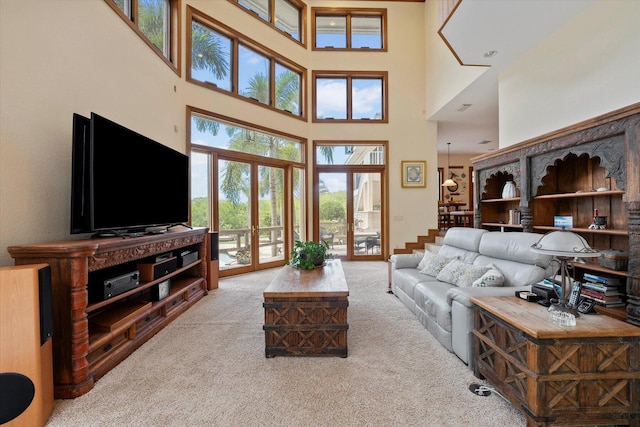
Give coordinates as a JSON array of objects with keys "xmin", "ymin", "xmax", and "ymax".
[{"xmin": 472, "ymin": 296, "xmax": 640, "ymax": 427}]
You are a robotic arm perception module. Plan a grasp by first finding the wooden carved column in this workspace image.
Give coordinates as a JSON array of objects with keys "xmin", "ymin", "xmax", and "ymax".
[
  {"xmin": 625, "ymin": 111, "xmax": 640, "ymax": 325},
  {"xmin": 627, "ymin": 201, "xmax": 640, "ymax": 326}
]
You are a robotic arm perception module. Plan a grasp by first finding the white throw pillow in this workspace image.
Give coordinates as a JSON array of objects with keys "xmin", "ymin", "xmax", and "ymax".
[
  {"xmin": 416, "ymin": 246, "xmax": 440, "ymax": 270},
  {"xmin": 436, "ymin": 259, "xmax": 491, "ymax": 287},
  {"xmin": 419, "ymin": 252, "xmax": 456, "ymax": 277},
  {"xmin": 471, "ymin": 264, "xmax": 505, "ymax": 287}
]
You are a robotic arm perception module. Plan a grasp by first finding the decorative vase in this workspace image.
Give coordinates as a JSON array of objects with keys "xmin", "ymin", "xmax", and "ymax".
[{"xmin": 501, "ymin": 181, "xmax": 516, "ymax": 199}]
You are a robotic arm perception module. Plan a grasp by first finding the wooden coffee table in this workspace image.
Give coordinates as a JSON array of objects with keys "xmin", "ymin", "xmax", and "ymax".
[{"xmin": 263, "ymin": 259, "xmax": 349, "ymax": 357}]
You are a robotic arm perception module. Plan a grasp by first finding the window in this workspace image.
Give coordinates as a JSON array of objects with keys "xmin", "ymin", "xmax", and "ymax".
[
  {"xmin": 275, "ymin": 63, "xmax": 301, "ymax": 115},
  {"xmin": 188, "ymin": 6, "xmax": 306, "ymax": 120},
  {"xmin": 315, "ymin": 144, "xmax": 386, "ymax": 166},
  {"xmin": 229, "ymin": 0, "xmax": 305, "ymax": 44},
  {"xmin": 189, "ymin": 109, "xmax": 304, "ymax": 163},
  {"xmin": 313, "ymin": 8, "xmax": 386, "ymax": 51},
  {"xmin": 191, "ymin": 21, "xmax": 232, "ymax": 90},
  {"xmin": 238, "ymin": 44, "xmax": 270, "ymax": 105},
  {"xmin": 313, "ymin": 71, "xmax": 388, "ymax": 122},
  {"xmin": 105, "ymin": 0, "xmax": 180, "ymax": 74}
]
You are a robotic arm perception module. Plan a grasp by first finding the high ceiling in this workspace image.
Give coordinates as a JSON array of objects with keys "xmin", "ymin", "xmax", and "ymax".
[{"xmin": 432, "ymin": 0, "xmax": 596, "ymax": 154}]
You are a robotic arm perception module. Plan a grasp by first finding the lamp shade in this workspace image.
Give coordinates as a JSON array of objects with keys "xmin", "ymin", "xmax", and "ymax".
[
  {"xmin": 531, "ymin": 230, "xmax": 600, "ymax": 258},
  {"xmin": 442, "ymin": 178, "xmax": 457, "ymax": 187}
]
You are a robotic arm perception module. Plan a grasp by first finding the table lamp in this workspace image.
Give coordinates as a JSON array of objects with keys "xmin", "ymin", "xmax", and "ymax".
[{"xmin": 531, "ymin": 230, "xmax": 600, "ymax": 316}]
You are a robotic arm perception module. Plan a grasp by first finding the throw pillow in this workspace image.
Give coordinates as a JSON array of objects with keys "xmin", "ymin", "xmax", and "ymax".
[
  {"xmin": 416, "ymin": 246, "xmax": 441, "ymax": 270},
  {"xmin": 436, "ymin": 259, "xmax": 491, "ymax": 287},
  {"xmin": 419, "ymin": 252, "xmax": 456, "ymax": 277},
  {"xmin": 471, "ymin": 264, "xmax": 505, "ymax": 287}
]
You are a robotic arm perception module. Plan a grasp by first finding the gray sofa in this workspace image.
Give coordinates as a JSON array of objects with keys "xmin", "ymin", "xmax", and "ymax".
[{"xmin": 390, "ymin": 227, "xmax": 553, "ymax": 366}]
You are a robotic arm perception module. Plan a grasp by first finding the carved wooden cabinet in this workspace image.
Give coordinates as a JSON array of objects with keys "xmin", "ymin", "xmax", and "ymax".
[
  {"xmin": 472, "ymin": 103, "xmax": 640, "ymax": 326},
  {"xmin": 472, "ymin": 296, "xmax": 640, "ymax": 426},
  {"xmin": 8, "ymin": 228, "xmax": 210, "ymax": 398}
]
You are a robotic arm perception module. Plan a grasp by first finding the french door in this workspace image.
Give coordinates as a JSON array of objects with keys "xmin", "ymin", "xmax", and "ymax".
[
  {"xmin": 316, "ymin": 170, "xmax": 384, "ymax": 260},
  {"xmin": 218, "ymin": 158, "xmax": 287, "ymax": 276}
]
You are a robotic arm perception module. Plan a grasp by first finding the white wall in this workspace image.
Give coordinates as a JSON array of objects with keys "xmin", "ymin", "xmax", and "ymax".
[
  {"xmin": 306, "ymin": 1, "xmax": 435, "ymax": 249},
  {"xmin": 0, "ymin": 0, "xmax": 434, "ymax": 266},
  {"xmin": 423, "ymin": 0, "xmax": 486, "ymax": 120},
  {"xmin": 0, "ymin": 0, "xmax": 184, "ymax": 266},
  {"xmin": 499, "ymin": 0, "xmax": 640, "ymax": 146}
]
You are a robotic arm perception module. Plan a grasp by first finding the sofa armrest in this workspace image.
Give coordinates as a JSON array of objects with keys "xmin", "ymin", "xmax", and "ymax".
[
  {"xmin": 446, "ymin": 285, "xmax": 532, "ymax": 308},
  {"xmin": 390, "ymin": 253, "xmax": 422, "ymax": 270}
]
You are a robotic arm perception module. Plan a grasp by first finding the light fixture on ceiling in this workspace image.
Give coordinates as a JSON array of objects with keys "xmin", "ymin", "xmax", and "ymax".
[
  {"xmin": 442, "ymin": 142, "xmax": 457, "ymax": 188},
  {"xmin": 477, "ymin": 140, "xmax": 491, "ymax": 145},
  {"xmin": 484, "ymin": 50, "xmax": 498, "ymax": 58},
  {"xmin": 456, "ymin": 104, "xmax": 472, "ymax": 112}
]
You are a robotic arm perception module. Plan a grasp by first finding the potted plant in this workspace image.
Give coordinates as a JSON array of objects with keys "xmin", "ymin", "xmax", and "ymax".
[{"xmin": 286, "ymin": 240, "xmax": 332, "ymax": 269}]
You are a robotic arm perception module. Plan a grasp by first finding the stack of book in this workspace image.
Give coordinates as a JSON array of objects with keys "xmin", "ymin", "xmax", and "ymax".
[
  {"xmin": 508, "ymin": 209, "xmax": 521, "ymax": 225},
  {"xmin": 579, "ymin": 273, "xmax": 625, "ymax": 307}
]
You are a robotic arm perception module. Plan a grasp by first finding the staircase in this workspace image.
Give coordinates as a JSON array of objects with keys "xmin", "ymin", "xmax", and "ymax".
[{"xmin": 392, "ymin": 229, "xmax": 442, "ymax": 254}]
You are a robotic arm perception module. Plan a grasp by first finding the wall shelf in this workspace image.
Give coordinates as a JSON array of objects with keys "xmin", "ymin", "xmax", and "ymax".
[
  {"xmin": 482, "ymin": 222, "xmax": 523, "ymax": 229},
  {"xmin": 533, "ymin": 190, "xmax": 624, "ymax": 200},
  {"xmin": 532, "ymin": 226, "xmax": 628, "ymax": 236},
  {"xmin": 471, "ymin": 104, "xmax": 640, "ymax": 326}
]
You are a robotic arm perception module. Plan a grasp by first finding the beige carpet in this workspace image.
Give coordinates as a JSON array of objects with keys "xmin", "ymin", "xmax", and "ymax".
[{"xmin": 46, "ymin": 261, "xmax": 525, "ymax": 426}]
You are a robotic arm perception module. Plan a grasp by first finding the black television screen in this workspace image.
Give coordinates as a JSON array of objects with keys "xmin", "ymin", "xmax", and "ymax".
[{"xmin": 70, "ymin": 113, "xmax": 189, "ymax": 234}]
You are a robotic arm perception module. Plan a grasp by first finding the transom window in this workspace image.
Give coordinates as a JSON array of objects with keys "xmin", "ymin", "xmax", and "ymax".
[
  {"xmin": 188, "ymin": 6, "xmax": 306, "ymax": 120},
  {"xmin": 313, "ymin": 71, "xmax": 388, "ymax": 123},
  {"xmin": 315, "ymin": 144, "xmax": 386, "ymax": 165},
  {"xmin": 313, "ymin": 8, "xmax": 386, "ymax": 51},
  {"xmin": 105, "ymin": 0, "xmax": 180, "ymax": 73},
  {"xmin": 228, "ymin": 0, "xmax": 305, "ymax": 44},
  {"xmin": 189, "ymin": 110, "xmax": 304, "ymax": 163}
]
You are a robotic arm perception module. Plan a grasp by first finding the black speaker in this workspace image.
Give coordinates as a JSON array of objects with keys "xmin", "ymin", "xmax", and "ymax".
[
  {"xmin": 208, "ymin": 232, "xmax": 219, "ymax": 290},
  {"xmin": 0, "ymin": 264, "xmax": 54, "ymax": 426},
  {"xmin": 209, "ymin": 232, "xmax": 219, "ymax": 261},
  {"xmin": 38, "ymin": 266, "xmax": 53, "ymax": 346},
  {"xmin": 0, "ymin": 373, "xmax": 35, "ymax": 424}
]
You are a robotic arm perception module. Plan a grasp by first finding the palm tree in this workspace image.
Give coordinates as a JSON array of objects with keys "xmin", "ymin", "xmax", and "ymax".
[
  {"xmin": 137, "ymin": 0, "xmax": 167, "ymax": 54},
  {"xmin": 191, "ymin": 21, "xmax": 229, "ymax": 82},
  {"xmin": 190, "ymin": 41, "xmax": 336, "ymax": 259}
]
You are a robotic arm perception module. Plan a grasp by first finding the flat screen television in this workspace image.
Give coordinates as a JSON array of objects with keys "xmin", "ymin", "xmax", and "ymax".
[{"xmin": 70, "ymin": 112, "xmax": 189, "ymax": 235}]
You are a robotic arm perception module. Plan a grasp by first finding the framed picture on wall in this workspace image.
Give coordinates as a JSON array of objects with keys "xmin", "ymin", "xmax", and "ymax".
[
  {"xmin": 448, "ymin": 165, "xmax": 464, "ymax": 196},
  {"xmin": 401, "ymin": 161, "xmax": 426, "ymax": 188}
]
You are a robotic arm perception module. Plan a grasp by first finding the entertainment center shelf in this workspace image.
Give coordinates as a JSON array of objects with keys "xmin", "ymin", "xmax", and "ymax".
[
  {"xmin": 8, "ymin": 228, "xmax": 210, "ymax": 399},
  {"xmin": 532, "ymin": 226, "xmax": 628, "ymax": 236}
]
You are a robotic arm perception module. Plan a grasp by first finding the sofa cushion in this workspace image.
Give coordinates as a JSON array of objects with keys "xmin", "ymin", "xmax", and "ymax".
[
  {"xmin": 478, "ymin": 232, "xmax": 552, "ymax": 268},
  {"xmin": 417, "ymin": 250, "xmax": 433, "ymax": 270},
  {"xmin": 391, "ymin": 253, "xmax": 422, "ymax": 269},
  {"xmin": 419, "ymin": 252, "xmax": 456, "ymax": 277},
  {"xmin": 393, "ymin": 268, "xmax": 426, "ymax": 300},
  {"xmin": 436, "ymin": 259, "xmax": 491, "ymax": 287},
  {"xmin": 471, "ymin": 263, "xmax": 504, "ymax": 287},
  {"xmin": 414, "ymin": 281, "xmax": 456, "ymax": 332},
  {"xmin": 474, "ymin": 255, "xmax": 547, "ymax": 287},
  {"xmin": 443, "ymin": 227, "xmax": 487, "ymax": 252}
]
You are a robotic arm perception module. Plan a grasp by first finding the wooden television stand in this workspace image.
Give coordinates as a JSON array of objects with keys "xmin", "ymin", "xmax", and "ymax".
[{"xmin": 8, "ymin": 228, "xmax": 210, "ymax": 399}]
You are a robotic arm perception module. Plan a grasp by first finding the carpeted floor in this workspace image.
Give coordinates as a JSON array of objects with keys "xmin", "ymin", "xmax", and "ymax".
[{"xmin": 46, "ymin": 261, "xmax": 525, "ymax": 426}]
